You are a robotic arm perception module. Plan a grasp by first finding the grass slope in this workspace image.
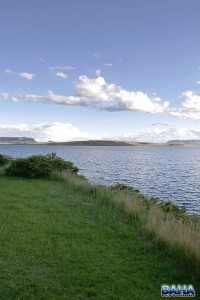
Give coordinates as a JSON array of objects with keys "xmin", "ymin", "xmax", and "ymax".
[{"xmin": 0, "ymin": 169, "xmax": 199, "ymax": 299}]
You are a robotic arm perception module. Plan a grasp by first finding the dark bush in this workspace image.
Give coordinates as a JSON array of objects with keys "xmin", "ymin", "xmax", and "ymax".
[
  {"xmin": 111, "ymin": 183, "xmax": 186, "ymax": 219},
  {"xmin": 5, "ymin": 153, "xmax": 79, "ymax": 178},
  {"xmin": 46, "ymin": 153, "xmax": 79, "ymax": 173},
  {"xmin": 111, "ymin": 183, "xmax": 140, "ymax": 193},
  {"xmin": 0, "ymin": 154, "xmax": 13, "ymax": 166},
  {"xmin": 159, "ymin": 200, "xmax": 186, "ymax": 219}
]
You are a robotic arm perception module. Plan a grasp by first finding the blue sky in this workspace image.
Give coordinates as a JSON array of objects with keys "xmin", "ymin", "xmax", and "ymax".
[{"xmin": 1, "ymin": 0, "xmax": 200, "ymax": 142}]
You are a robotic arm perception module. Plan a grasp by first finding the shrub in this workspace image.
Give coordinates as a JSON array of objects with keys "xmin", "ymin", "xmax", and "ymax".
[
  {"xmin": 46, "ymin": 153, "xmax": 79, "ymax": 173},
  {"xmin": 0, "ymin": 154, "xmax": 13, "ymax": 166},
  {"xmin": 159, "ymin": 200, "xmax": 187, "ymax": 219},
  {"xmin": 5, "ymin": 153, "xmax": 79, "ymax": 178},
  {"xmin": 111, "ymin": 183, "xmax": 186, "ymax": 220},
  {"xmin": 111, "ymin": 183, "xmax": 140, "ymax": 193}
]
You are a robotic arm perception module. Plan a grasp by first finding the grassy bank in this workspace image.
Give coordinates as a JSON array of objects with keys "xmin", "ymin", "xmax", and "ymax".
[{"xmin": 0, "ymin": 167, "xmax": 199, "ymax": 299}]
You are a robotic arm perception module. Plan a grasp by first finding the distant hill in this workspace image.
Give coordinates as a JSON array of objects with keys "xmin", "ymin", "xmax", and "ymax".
[
  {"xmin": 167, "ymin": 140, "xmax": 200, "ymax": 145},
  {"xmin": 0, "ymin": 137, "xmax": 36, "ymax": 144},
  {"xmin": 4, "ymin": 137, "xmax": 199, "ymax": 146},
  {"xmin": 47, "ymin": 140, "xmax": 134, "ymax": 146},
  {"xmin": 47, "ymin": 140, "xmax": 166, "ymax": 146}
]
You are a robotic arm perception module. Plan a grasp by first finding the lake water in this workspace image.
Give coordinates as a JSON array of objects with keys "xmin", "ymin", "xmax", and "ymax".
[{"xmin": 0, "ymin": 144, "xmax": 200, "ymax": 216}]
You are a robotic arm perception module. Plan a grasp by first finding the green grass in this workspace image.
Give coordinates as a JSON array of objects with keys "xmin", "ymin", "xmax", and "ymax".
[{"xmin": 0, "ymin": 168, "xmax": 199, "ymax": 299}]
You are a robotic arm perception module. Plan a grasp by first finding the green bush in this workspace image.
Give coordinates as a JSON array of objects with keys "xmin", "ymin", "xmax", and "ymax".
[
  {"xmin": 159, "ymin": 200, "xmax": 186, "ymax": 219},
  {"xmin": 46, "ymin": 153, "xmax": 79, "ymax": 173},
  {"xmin": 111, "ymin": 183, "xmax": 140, "ymax": 193},
  {"xmin": 0, "ymin": 154, "xmax": 13, "ymax": 166},
  {"xmin": 5, "ymin": 153, "xmax": 79, "ymax": 178},
  {"xmin": 111, "ymin": 183, "xmax": 187, "ymax": 219}
]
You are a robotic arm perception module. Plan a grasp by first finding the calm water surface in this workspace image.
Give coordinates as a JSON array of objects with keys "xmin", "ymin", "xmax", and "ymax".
[{"xmin": 0, "ymin": 145, "xmax": 199, "ymax": 215}]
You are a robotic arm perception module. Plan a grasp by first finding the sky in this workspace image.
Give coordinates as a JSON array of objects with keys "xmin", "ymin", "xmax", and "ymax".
[{"xmin": 1, "ymin": 0, "xmax": 200, "ymax": 142}]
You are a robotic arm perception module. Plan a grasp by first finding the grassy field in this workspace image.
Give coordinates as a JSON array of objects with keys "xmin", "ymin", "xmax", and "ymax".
[{"xmin": 0, "ymin": 167, "xmax": 199, "ymax": 299}]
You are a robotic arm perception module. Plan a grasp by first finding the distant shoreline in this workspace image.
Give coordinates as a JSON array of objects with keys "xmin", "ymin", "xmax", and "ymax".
[
  {"xmin": 0, "ymin": 142, "xmax": 177, "ymax": 146},
  {"xmin": 0, "ymin": 139, "xmax": 200, "ymax": 146}
]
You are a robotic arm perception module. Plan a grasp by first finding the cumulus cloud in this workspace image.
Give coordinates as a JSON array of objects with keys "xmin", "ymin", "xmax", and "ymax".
[
  {"xmin": 0, "ymin": 93, "xmax": 9, "ymax": 100},
  {"xmin": 55, "ymin": 72, "xmax": 68, "ymax": 79},
  {"xmin": 0, "ymin": 122, "xmax": 91, "ymax": 142},
  {"xmin": 118, "ymin": 127, "xmax": 200, "ymax": 143},
  {"xmin": 197, "ymin": 81, "xmax": 200, "ymax": 85},
  {"xmin": 41, "ymin": 76, "xmax": 168, "ymax": 113},
  {"xmin": 19, "ymin": 75, "xmax": 169, "ymax": 113},
  {"xmin": 5, "ymin": 69, "xmax": 35, "ymax": 80},
  {"xmin": 75, "ymin": 76, "xmax": 169, "ymax": 113},
  {"xmin": 0, "ymin": 122, "xmax": 199, "ymax": 143},
  {"xmin": 19, "ymin": 72, "xmax": 35, "ymax": 80},
  {"xmin": 170, "ymin": 91, "xmax": 200, "ymax": 120}
]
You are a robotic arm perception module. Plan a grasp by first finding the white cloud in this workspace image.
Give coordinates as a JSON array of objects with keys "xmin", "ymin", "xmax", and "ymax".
[
  {"xmin": 95, "ymin": 69, "xmax": 101, "ymax": 76},
  {"xmin": 5, "ymin": 69, "xmax": 35, "ymax": 80},
  {"xmin": 41, "ymin": 122, "xmax": 91, "ymax": 141},
  {"xmin": 49, "ymin": 65, "xmax": 76, "ymax": 71},
  {"xmin": 24, "ymin": 90, "xmax": 81, "ymax": 105},
  {"xmin": 75, "ymin": 76, "xmax": 169, "ymax": 113},
  {"xmin": 7, "ymin": 73, "xmax": 171, "ymax": 114},
  {"xmin": 19, "ymin": 72, "xmax": 35, "ymax": 80},
  {"xmin": 170, "ymin": 91, "xmax": 200, "ymax": 120},
  {"xmin": 55, "ymin": 72, "xmax": 68, "ymax": 79},
  {"xmin": 197, "ymin": 81, "xmax": 200, "ymax": 85},
  {"xmin": 0, "ymin": 93, "xmax": 9, "ymax": 100},
  {"xmin": 0, "ymin": 122, "xmax": 199, "ymax": 143},
  {"xmin": 19, "ymin": 75, "xmax": 169, "ymax": 113},
  {"xmin": 12, "ymin": 97, "xmax": 19, "ymax": 102},
  {"xmin": 104, "ymin": 63, "xmax": 112, "ymax": 67},
  {"xmin": 118, "ymin": 127, "xmax": 200, "ymax": 143},
  {"xmin": 0, "ymin": 122, "xmax": 91, "ymax": 142}
]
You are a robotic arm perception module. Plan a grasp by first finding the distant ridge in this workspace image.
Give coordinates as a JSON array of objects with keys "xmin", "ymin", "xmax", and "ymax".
[
  {"xmin": 0, "ymin": 137, "xmax": 36, "ymax": 144},
  {"xmin": 47, "ymin": 140, "xmax": 165, "ymax": 146},
  {"xmin": 2, "ymin": 138, "xmax": 200, "ymax": 146},
  {"xmin": 47, "ymin": 140, "xmax": 134, "ymax": 146},
  {"xmin": 167, "ymin": 140, "xmax": 200, "ymax": 145}
]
